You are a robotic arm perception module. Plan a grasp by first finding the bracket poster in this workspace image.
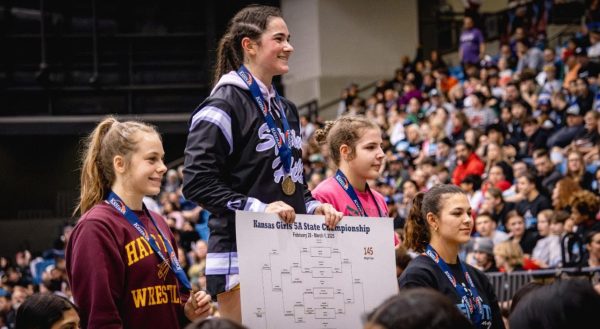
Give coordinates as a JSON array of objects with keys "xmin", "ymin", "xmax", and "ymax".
[{"xmin": 236, "ymin": 211, "xmax": 398, "ymax": 329}]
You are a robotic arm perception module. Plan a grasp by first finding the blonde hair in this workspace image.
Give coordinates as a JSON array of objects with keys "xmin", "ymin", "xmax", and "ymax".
[
  {"xmin": 537, "ymin": 209, "xmax": 554, "ymax": 223},
  {"xmin": 313, "ymin": 115, "xmax": 380, "ymax": 166},
  {"xmin": 566, "ymin": 150, "xmax": 585, "ymax": 181},
  {"xmin": 74, "ymin": 116, "xmax": 160, "ymax": 215},
  {"xmin": 493, "ymin": 241, "xmax": 524, "ymax": 268}
]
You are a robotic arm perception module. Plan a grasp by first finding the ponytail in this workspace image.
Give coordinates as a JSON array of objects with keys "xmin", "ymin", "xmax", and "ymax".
[
  {"xmin": 75, "ymin": 117, "xmax": 118, "ymax": 215},
  {"xmin": 403, "ymin": 184, "xmax": 465, "ymax": 252},
  {"xmin": 74, "ymin": 116, "xmax": 159, "ymax": 216},
  {"xmin": 404, "ymin": 192, "xmax": 429, "ymax": 252},
  {"xmin": 213, "ymin": 34, "xmax": 242, "ymax": 86},
  {"xmin": 212, "ymin": 5, "xmax": 282, "ymax": 86}
]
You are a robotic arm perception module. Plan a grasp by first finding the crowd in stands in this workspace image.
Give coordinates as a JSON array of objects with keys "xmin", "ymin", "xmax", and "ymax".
[
  {"xmin": 301, "ymin": 13, "xmax": 600, "ymax": 283},
  {"xmin": 2, "ymin": 2, "xmax": 600, "ymax": 328}
]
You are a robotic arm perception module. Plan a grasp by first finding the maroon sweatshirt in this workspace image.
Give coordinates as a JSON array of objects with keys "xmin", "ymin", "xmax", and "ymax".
[{"xmin": 66, "ymin": 202, "xmax": 190, "ymax": 329}]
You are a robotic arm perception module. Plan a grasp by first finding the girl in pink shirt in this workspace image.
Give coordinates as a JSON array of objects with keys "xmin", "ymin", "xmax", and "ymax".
[{"xmin": 312, "ymin": 116, "xmax": 399, "ymax": 245}]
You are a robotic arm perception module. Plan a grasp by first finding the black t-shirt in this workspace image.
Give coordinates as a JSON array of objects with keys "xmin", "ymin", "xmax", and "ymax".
[
  {"xmin": 493, "ymin": 202, "xmax": 515, "ymax": 232},
  {"xmin": 576, "ymin": 92, "xmax": 595, "ymax": 114},
  {"xmin": 516, "ymin": 193, "xmax": 551, "ymax": 231},
  {"xmin": 525, "ymin": 128, "xmax": 551, "ymax": 156},
  {"xmin": 579, "ymin": 171, "xmax": 595, "ymax": 192},
  {"xmin": 483, "ymin": 264, "xmax": 500, "ymax": 273},
  {"xmin": 577, "ymin": 61, "xmax": 600, "ymax": 80},
  {"xmin": 576, "ymin": 220, "xmax": 600, "ymax": 243},
  {"xmin": 538, "ymin": 170, "xmax": 562, "ymax": 198},
  {"xmin": 399, "ymin": 255, "xmax": 505, "ymax": 329},
  {"xmin": 574, "ymin": 128, "xmax": 600, "ymax": 148},
  {"xmin": 510, "ymin": 230, "xmax": 540, "ymax": 255}
]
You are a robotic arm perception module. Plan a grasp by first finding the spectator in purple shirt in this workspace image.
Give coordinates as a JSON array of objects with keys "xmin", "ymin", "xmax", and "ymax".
[{"xmin": 459, "ymin": 16, "xmax": 486, "ymax": 66}]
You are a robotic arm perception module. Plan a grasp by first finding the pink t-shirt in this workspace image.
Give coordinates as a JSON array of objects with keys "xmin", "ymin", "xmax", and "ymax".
[
  {"xmin": 312, "ymin": 176, "xmax": 399, "ymax": 246},
  {"xmin": 313, "ymin": 177, "xmax": 388, "ymax": 217}
]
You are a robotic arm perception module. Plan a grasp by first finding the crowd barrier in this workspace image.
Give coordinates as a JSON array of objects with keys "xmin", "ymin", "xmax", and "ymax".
[{"xmin": 486, "ymin": 266, "xmax": 600, "ymax": 302}]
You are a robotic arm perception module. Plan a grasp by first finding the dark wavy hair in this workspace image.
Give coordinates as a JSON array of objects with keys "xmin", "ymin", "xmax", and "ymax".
[
  {"xmin": 571, "ymin": 190, "xmax": 600, "ymax": 222},
  {"xmin": 404, "ymin": 184, "xmax": 465, "ymax": 252}
]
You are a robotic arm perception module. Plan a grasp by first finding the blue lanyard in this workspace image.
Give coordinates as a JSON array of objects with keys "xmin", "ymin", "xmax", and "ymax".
[
  {"xmin": 106, "ymin": 191, "xmax": 192, "ymax": 291},
  {"xmin": 237, "ymin": 65, "xmax": 293, "ymax": 174},
  {"xmin": 424, "ymin": 244, "xmax": 483, "ymax": 327},
  {"xmin": 334, "ymin": 169, "xmax": 383, "ymax": 217}
]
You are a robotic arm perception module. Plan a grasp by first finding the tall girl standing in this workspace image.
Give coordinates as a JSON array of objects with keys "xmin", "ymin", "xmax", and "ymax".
[
  {"xmin": 398, "ymin": 184, "xmax": 504, "ymax": 329},
  {"xmin": 182, "ymin": 5, "xmax": 341, "ymax": 322},
  {"xmin": 66, "ymin": 117, "xmax": 211, "ymax": 329}
]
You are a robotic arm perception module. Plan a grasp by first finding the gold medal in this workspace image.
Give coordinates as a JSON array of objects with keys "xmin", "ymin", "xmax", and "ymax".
[{"xmin": 282, "ymin": 176, "xmax": 296, "ymax": 196}]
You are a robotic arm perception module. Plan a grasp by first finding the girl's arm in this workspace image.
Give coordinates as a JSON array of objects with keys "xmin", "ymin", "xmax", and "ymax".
[
  {"xmin": 303, "ymin": 187, "xmax": 323, "ymax": 215},
  {"xmin": 67, "ymin": 219, "xmax": 125, "ymax": 329},
  {"xmin": 182, "ymin": 103, "xmax": 268, "ymax": 215}
]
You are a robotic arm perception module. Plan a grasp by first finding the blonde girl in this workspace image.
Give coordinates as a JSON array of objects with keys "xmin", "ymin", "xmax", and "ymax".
[
  {"xmin": 566, "ymin": 149, "xmax": 594, "ymax": 191},
  {"xmin": 66, "ymin": 117, "xmax": 210, "ymax": 328},
  {"xmin": 493, "ymin": 241, "xmax": 524, "ymax": 273}
]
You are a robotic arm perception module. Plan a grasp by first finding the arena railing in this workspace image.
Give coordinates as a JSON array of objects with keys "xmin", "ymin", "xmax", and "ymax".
[{"xmin": 486, "ymin": 266, "xmax": 600, "ymax": 302}]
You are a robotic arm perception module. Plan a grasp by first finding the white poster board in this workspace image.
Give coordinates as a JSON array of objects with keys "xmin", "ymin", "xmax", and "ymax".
[{"xmin": 236, "ymin": 211, "xmax": 398, "ymax": 329}]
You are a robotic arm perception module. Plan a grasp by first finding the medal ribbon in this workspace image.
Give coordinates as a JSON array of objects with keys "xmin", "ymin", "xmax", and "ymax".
[
  {"xmin": 424, "ymin": 244, "xmax": 483, "ymax": 327},
  {"xmin": 237, "ymin": 65, "xmax": 293, "ymax": 175},
  {"xmin": 106, "ymin": 191, "xmax": 192, "ymax": 291},
  {"xmin": 334, "ymin": 169, "xmax": 383, "ymax": 217}
]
